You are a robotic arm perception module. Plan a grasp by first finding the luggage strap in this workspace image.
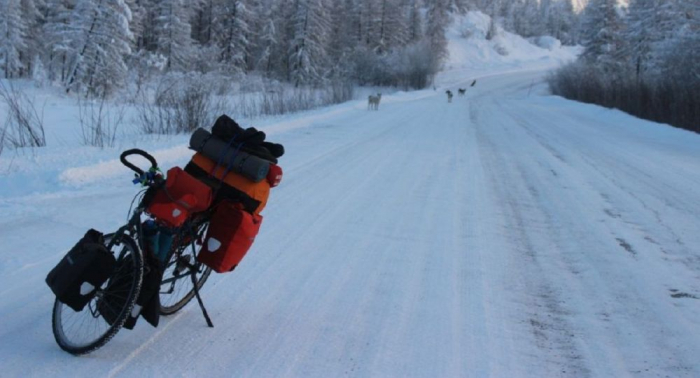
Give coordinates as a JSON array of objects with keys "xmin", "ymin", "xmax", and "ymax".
[
  {"xmin": 211, "ymin": 135, "xmax": 243, "ymax": 181},
  {"xmin": 184, "ymin": 163, "xmax": 261, "ymax": 214}
]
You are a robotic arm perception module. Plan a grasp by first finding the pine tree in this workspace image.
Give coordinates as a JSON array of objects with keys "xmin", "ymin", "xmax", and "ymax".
[
  {"xmin": 125, "ymin": 0, "xmax": 148, "ymax": 51},
  {"xmin": 41, "ymin": 0, "xmax": 71, "ymax": 82},
  {"xmin": 211, "ymin": 0, "xmax": 255, "ymax": 74},
  {"xmin": 372, "ymin": 0, "xmax": 409, "ymax": 53},
  {"xmin": 288, "ymin": 0, "xmax": 331, "ymax": 85},
  {"xmin": 191, "ymin": 0, "xmax": 215, "ymax": 46},
  {"xmin": 358, "ymin": 0, "xmax": 378, "ymax": 45},
  {"xmin": 657, "ymin": 0, "xmax": 699, "ymax": 81},
  {"xmin": 0, "ymin": 0, "xmax": 26, "ymax": 78},
  {"xmin": 327, "ymin": 0, "xmax": 354, "ymax": 73},
  {"xmin": 154, "ymin": 0, "xmax": 193, "ymax": 71},
  {"xmin": 19, "ymin": 0, "xmax": 43, "ymax": 77},
  {"xmin": 425, "ymin": 0, "xmax": 448, "ymax": 64},
  {"xmin": 580, "ymin": 0, "xmax": 624, "ymax": 68},
  {"xmin": 548, "ymin": 0, "xmax": 576, "ymax": 44},
  {"xmin": 407, "ymin": 0, "xmax": 423, "ymax": 43},
  {"xmin": 519, "ymin": 0, "xmax": 543, "ymax": 37},
  {"xmin": 255, "ymin": 2, "xmax": 279, "ymax": 74},
  {"xmin": 62, "ymin": 0, "xmax": 133, "ymax": 94},
  {"xmin": 625, "ymin": 0, "xmax": 678, "ymax": 77}
]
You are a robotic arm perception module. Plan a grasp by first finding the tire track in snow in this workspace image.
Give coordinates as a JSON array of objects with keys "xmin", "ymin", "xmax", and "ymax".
[
  {"xmin": 479, "ymin": 79, "xmax": 700, "ymax": 376},
  {"xmin": 470, "ymin": 98, "xmax": 589, "ymax": 377}
]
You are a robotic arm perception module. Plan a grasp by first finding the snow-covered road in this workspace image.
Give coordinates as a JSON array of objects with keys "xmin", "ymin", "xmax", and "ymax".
[{"xmin": 1, "ymin": 69, "xmax": 699, "ymax": 377}]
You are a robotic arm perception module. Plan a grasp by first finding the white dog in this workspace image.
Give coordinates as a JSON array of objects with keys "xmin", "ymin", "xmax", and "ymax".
[{"xmin": 368, "ymin": 93, "xmax": 382, "ymax": 110}]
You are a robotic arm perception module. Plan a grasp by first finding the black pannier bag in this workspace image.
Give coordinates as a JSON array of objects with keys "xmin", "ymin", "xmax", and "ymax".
[{"xmin": 46, "ymin": 229, "xmax": 116, "ymax": 312}]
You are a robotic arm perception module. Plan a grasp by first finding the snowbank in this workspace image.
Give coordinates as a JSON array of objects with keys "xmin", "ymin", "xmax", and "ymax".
[{"xmin": 437, "ymin": 11, "xmax": 580, "ymax": 88}]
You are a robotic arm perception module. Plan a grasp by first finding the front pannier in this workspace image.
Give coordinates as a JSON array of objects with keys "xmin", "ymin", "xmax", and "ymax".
[
  {"xmin": 197, "ymin": 201, "xmax": 263, "ymax": 273},
  {"xmin": 46, "ymin": 229, "xmax": 116, "ymax": 312},
  {"xmin": 147, "ymin": 167, "xmax": 213, "ymax": 228}
]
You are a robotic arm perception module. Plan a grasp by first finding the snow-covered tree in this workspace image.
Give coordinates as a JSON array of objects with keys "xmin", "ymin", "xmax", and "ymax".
[
  {"xmin": 62, "ymin": 0, "xmax": 133, "ymax": 95},
  {"xmin": 288, "ymin": 0, "xmax": 331, "ymax": 85},
  {"xmin": 211, "ymin": 0, "xmax": 257, "ymax": 74},
  {"xmin": 255, "ymin": 3, "xmax": 279, "ymax": 74},
  {"xmin": 425, "ymin": 0, "xmax": 448, "ymax": 64},
  {"xmin": 19, "ymin": 0, "xmax": 43, "ymax": 77},
  {"xmin": 656, "ymin": 0, "xmax": 699, "ymax": 79},
  {"xmin": 372, "ymin": 0, "xmax": 409, "ymax": 53},
  {"xmin": 624, "ymin": 0, "xmax": 678, "ymax": 77},
  {"xmin": 407, "ymin": 0, "xmax": 423, "ymax": 43},
  {"xmin": 326, "ymin": 0, "xmax": 356, "ymax": 78},
  {"xmin": 191, "ymin": 0, "xmax": 215, "ymax": 46},
  {"xmin": 125, "ymin": 0, "xmax": 148, "ymax": 50},
  {"xmin": 546, "ymin": 0, "xmax": 577, "ymax": 44},
  {"xmin": 580, "ymin": 0, "xmax": 624, "ymax": 68},
  {"xmin": 0, "ymin": 0, "xmax": 26, "ymax": 78},
  {"xmin": 41, "ymin": 0, "xmax": 70, "ymax": 81},
  {"xmin": 518, "ymin": 0, "xmax": 544, "ymax": 37},
  {"xmin": 154, "ymin": 0, "xmax": 193, "ymax": 71}
]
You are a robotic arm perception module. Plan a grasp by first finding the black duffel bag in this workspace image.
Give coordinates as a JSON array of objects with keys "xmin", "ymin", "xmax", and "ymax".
[{"xmin": 46, "ymin": 229, "xmax": 116, "ymax": 312}]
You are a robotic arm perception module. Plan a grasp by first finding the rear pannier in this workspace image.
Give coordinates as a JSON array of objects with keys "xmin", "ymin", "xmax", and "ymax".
[
  {"xmin": 196, "ymin": 201, "xmax": 263, "ymax": 273},
  {"xmin": 46, "ymin": 229, "xmax": 116, "ymax": 312},
  {"xmin": 147, "ymin": 167, "xmax": 213, "ymax": 228},
  {"xmin": 186, "ymin": 152, "xmax": 271, "ymax": 215}
]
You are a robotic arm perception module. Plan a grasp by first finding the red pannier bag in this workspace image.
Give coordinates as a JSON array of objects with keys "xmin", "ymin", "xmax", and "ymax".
[
  {"xmin": 197, "ymin": 201, "xmax": 263, "ymax": 273},
  {"xmin": 147, "ymin": 167, "xmax": 213, "ymax": 228}
]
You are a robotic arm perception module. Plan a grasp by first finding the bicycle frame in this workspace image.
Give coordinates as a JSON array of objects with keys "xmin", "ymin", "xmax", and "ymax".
[
  {"xmin": 105, "ymin": 191, "xmax": 154, "ymax": 262},
  {"xmin": 158, "ymin": 213, "xmax": 211, "ymax": 291}
]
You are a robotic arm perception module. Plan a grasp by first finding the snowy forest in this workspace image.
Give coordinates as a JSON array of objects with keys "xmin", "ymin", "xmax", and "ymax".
[
  {"xmin": 0, "ymin": 0, "xmax": 697, "ymax": 132},
  {"xmin": 549, "ymin": 0, "xmax": 699, "ymax": 132},
  {"xmin": 0, "ymin": 0, "xmax": 581, "ymax": 96}
]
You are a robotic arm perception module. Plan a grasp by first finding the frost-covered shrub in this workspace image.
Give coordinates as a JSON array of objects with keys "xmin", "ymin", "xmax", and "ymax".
[
  {"xmin": 77, "ymin": 95, "xmax": 125, "ymax": 148},
  {"xmin": 0, "ymin": 81, "xmax": 45, "ymax": 148},
  {"xmin": 232, "ymin": 80, "xmax": 354, "ymax": 118},
  {"xmin": 138, "ymin": 73, "xmax": 226, "ymax": 135},
  {"xmin": 548, "ymin": 60, "xmax": 699, "ymax": 133},
  {"xmin": 350, "ymin": 41, "xmax": 438, "ymax": 90}
]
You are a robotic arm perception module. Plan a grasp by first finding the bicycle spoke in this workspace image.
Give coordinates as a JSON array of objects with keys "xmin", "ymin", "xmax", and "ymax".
[{"xmin": 159, "ymin": 221, "xmax": 212, "ymax": 315}]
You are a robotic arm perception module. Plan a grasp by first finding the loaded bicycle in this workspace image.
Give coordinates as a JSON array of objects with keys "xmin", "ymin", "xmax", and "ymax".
[
  {"xmin": 47, "ymin": 115, "xmax": 284, "ymax": 355},
  {"xmin": 51, "ymin": 149, "xmax": 214, "ymax": 355}
]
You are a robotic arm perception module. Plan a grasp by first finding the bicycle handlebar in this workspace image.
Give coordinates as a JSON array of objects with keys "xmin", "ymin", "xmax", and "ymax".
[{"xmin": 120, "ymin": 149, "xmax": 158, "ymax": 176}]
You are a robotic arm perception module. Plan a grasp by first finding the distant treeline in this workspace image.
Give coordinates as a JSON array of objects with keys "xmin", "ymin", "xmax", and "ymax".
[
  {"xmin": 0, "ymin": 0, "xmax": 582, "ymax": 96},
  {"xmin": 549, "ymin": 0, "xmax": 699, "ymax": 133}
]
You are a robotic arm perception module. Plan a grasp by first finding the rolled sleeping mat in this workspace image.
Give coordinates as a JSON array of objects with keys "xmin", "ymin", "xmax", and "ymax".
[{"xmin": 190, "ymin": 128, "xmax": 270, "ymax": 183}]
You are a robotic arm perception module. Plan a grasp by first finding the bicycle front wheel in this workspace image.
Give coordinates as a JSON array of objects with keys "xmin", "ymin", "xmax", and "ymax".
[
  {"xmin": 52, "ymin": 233, "xmax": 143, "ymax": 355},
  {"xmin": 160, "ymin": 223, "xmax": 212, "ymax": 315}
]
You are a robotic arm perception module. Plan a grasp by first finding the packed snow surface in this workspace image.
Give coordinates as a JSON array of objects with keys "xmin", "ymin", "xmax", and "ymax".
[{"xmin": 1, "ymin": 12, "xmax": 699, "ymax": 378}]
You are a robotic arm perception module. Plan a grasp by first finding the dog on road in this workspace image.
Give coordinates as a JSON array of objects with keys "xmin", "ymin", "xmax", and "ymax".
[{"xmin": 368, "ymin": 93, "xmax": 382, "ymax": 110}]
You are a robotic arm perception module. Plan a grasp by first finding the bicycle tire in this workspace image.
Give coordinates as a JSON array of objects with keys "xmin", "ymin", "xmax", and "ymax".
[
  {"xmin": 159, "ymin": 223, "xmax": 212, "ymax": 315},
  {"xmin": 52, "ymin": 233, "xmax": 143, "ymax": 355}
]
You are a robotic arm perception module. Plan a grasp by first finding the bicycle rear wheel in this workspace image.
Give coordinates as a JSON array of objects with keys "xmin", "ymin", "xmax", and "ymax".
[
  {"xmin": 159, "ymin": 223, "xmax": 212, "ymax": 315},
  {"xmin": 52, "ymin": 233, "xmax": 143, "ymax": 355}
]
